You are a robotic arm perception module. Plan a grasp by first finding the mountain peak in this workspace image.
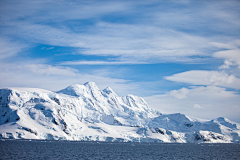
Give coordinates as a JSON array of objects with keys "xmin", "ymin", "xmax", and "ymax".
[
  {"xmin": 1, "ymin": 83, "xmax": 240, "ymax": 143},
  {"xmin": 103, "ymin": 87, "xmax": 118, "ymax": 97},
  {"xmin": 103, "ymin": 87, "xmax": 113, "ymax": 93},
  {"xmin": 216, "ymin": 117, "xmax": 227, "ymax": 121},
  {"xmin": 56, "ymin": 84, "xmax": 81, "ymax": 97},
  {"xmin": 84, "ymin": 81, "xmax": 98, "ymax": 88}
]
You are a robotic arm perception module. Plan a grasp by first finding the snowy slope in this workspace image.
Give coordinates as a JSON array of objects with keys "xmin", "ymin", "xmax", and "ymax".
[{"xmin": 0, "ymin": 82, "xmax": 239, "ymax": 143}]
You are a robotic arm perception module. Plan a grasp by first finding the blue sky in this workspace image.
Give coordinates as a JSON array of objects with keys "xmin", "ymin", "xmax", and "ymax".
[{"xmin": 0, "ymin": 0, "xmax": 240, "ymax": 122}]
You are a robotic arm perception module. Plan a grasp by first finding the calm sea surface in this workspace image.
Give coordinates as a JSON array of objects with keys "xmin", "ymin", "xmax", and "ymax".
[{"xmin": 0, "ymin": 140, "xmax": 240, "ymax": 160}]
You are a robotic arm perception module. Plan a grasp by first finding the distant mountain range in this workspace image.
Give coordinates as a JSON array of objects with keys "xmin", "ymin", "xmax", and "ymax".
[{"xmin": 0, "ymin": 82, "xmax": 239, "ymax": 143}]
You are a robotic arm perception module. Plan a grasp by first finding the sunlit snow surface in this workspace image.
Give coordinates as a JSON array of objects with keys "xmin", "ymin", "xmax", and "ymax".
[{"xmin": 0, "ymin": 82, "xmax": 240, "ymax": 143}]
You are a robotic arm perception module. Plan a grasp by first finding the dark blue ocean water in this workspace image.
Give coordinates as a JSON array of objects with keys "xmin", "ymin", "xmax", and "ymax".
[{"xmin": 0, "ymin": 140, "xmax": 240, "ymax": 160}]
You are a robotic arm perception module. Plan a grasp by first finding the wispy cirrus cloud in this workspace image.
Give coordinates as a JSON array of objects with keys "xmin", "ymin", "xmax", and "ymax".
[
  {"xmin": 1, "ymin": 0, "xmax": 239, "ymax": 65},
  {"xmin": 24, "ymin": 64, "xmax": 79, "ymax": 77},
  {"xmin": 0, "ymin": 0, "xmax": 130, "ymax": 23},
  {"xmin": 0, "ymin": 37, "xmax": 28, "ymax": 60},
  {"xmin": 60, "ymin": 60, "xmax": 149, "ymax": 65},
  {"xmin": 2, "ymin": 20, "xmax": 213, "ymax": 64}
]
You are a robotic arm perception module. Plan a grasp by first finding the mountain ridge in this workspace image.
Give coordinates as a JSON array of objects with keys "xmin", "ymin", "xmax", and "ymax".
[{"xmin": 0, "ymin": 82, "xmax": 239, "ymax": 143}]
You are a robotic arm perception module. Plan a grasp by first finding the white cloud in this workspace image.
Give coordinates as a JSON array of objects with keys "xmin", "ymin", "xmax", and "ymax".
[
  {"xmin": 0, "ymin": 0, "xmax": 130, "ymax": 23},
  {"xmin": 24, "ymin": 64, "xmax": 79, "ymax": 77},
  {"xmin": 7, "ymin": 22, "xmax": 86, "ymax": 47},
  {"xmin": 76, "ymin": 23, "xmax": 210, "ymax": 62},
  {"xmin": 210, "ymin": 42, "xmax": 238, "ymax": 50},
  {"xmin": 214, "ymin": 49, "xmax": 240, "ymax": 69},
  {"xmin": 1, "ymin": 0, "xmax": 239, "ymax": 65},
  {"xmin": 211, "ymin": 40, "xmax": 240, "ymax": 69},
  {"xmin": 207, "ymin": 1, "xmax": 240, "ymax": 28},
  {"xmin": 169, "ymin": 87, "xmax": 189, "ymax": 99},
  {"xmin": 2, "ymin": 19, "xmax": 212, "ymax": 64},
  {"xmin": 144, "ymin": 86, "xmax": 240, "ymax": 122},
  {"xmin": 165, "ymin": 70, "xmax": 240, "ymax": 89},
  {"xmin": 219, "ymin": 60, "xmax": 235, "ymax": 69},
  {"xmin": 60, "ymin": 60, "xmax": 149, "ymax": 65},
  {"xmin": 0, "ymin": 63, "xmax": 136, "ymax": 96},
  {"xmin": 0, "ymin": 37, "xmax": 27, "ymax": 60},
  {"xmin": 193, "ymin": 104, "xmax": 203, "ymax": 109}
]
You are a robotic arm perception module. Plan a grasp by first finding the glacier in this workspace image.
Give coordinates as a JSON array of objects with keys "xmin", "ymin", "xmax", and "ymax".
[{"xmin": 0, "ymin": 82, "xmax": 239, "ymax": 143}]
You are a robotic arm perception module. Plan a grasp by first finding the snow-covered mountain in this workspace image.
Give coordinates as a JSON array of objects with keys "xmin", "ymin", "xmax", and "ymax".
[{"xmin": 0, "ymin": 82, "xmax": 239, "ymax": 143}]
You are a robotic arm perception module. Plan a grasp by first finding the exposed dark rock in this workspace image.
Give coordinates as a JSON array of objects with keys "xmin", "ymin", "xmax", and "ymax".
[
  {"xmin": 62, "ymin": 119, "xmax": 71, "ymax": 135},
  {"xmin": 15, "ymin": 92, "xmax": 20, "ymax": 97},
  {"xmin": 184, "ymin": 123, "xmax": 193, "ymax": 127},
  {"xmin": 166, "ymin": 130, "xmax": 172, "ymax": 135},
  {"xmin": 113, "ymin": 119, "xmax": 122, "ymax": 125},
  {"xmin": 51, "ymin": 97, "xmax": 61, "ymax": 105},
  {"xmin": 195, "ymin": 133, "xmax": 203, "ymax": 141},
  {"xmin": 63, "ymin": 129, "xmax": 71, "ymax": 135},
  {"xmin": 203, "ymin": 138, "xmax": 210, "ymax": 142},
  {"xmin": 172, "ymin": 136, "xmax": 180, "ymax": 141},
  {"xmin": 209, "ymin": 132, "xmax": 224, "ymax": 140},
  {"xmin": 53, "ymin": 118, "xmax": 59, "ymax": 125},
  {"xmin": 156, "ymin": 111, "xmax": 162, "ymax": 116},
  {"xmin": 28, "ymin": 98, "xmax": 46, "ymax": 103},
  {"xmin": 21, "ymin": 127, "xmax": 38, "ymax": 136},
  {"xmin": 2, "ymin": 112, "xmax": 7, "ymax": 117},
  {"xmin": 107, "ymin": 100, "xmax": 114, "ymax": 106},
  {"xmin": 131, "ymin": 125, "xmax": 141, "ymax": 128},
  {"xmin": 5, "ymin": 118, "xmax": 9, "ymax": 123},
  {"xmin": 154, "ymin": 128, "xmax": 165, "ymax": 135}
]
